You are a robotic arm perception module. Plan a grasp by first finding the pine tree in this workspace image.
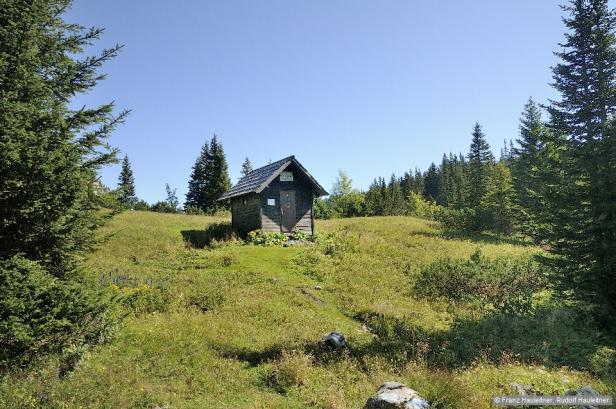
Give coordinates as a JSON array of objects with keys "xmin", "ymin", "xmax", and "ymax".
[
  {"xmin": 466, "ymin": 122, "xmax": 494, "ymax": 208},
  {"xmin": 482, "ymin": 162, "xmax": 516, "ymax": 233},
  {"xmin": 241, "ymin": 157, "xmax": 253, "ymax": 178},
  {"xmin": 511, "ymin": 98, "xmax": 549, "ymax": 240},
  {"xmin": 185, "ymin": 141, "xmax": 209, "ymax": 210},
  {"xmin": 203, "ymin": 135, "xmax": 232, "ymax": 211},
  {"xmin": 0, "ymin": 0, "xmax": 126, "ymax": 363},
  {"xmin": 544, "ymin": 0, "xmax": 616, "ymax": 322},
  {"xmin": 423, "ymin": 163, "xmax": 441, "ymax": 202},
  {"xmin": 117, "ymin": 155, "xmax": 137, "ymax": 207},
  {"xmin": 387, "ymin": 174, "xmax": 405, "ymax": 215}
]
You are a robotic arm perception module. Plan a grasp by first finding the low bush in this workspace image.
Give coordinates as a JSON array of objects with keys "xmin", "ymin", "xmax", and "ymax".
[
  {"xmin": 413, "ymin": 250, "xmax": 547, "ymax": 314},
  {"xmin": 246, "ymin": 230, "xmax": 288, "ymax": 246},
  {"xmin": 314, "ymin": 232, "xmax": 359, "ymax": 258},
  {"xmin": 0, "ymin": 255, "xmax": 118, "ymax": 367}
]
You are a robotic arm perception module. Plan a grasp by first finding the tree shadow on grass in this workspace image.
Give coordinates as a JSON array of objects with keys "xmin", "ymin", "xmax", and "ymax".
[
  {"xmin": 412, "ymin": 229, "xmax": 532, "ymax": 247},
  {"xmin": 351, "ymin": 307, "xmax": 602, "ymax": 371},
  {"xmin": 181, "ymin": 221, "xmax": 235, "ymax": 248}
]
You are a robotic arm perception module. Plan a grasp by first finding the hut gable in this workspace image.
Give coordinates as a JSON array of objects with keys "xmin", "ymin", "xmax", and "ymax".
[{"xmin": 218, "ymin": 156, "xmax": 327, "ymax": 234}]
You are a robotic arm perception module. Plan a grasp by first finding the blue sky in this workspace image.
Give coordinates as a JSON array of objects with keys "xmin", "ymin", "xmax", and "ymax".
[{"xmin": 67, "ymin": 1, "xmax": 572, "ymax": 204}]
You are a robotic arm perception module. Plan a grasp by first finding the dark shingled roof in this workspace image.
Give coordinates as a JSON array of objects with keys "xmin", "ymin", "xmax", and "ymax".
[{"xmin": 218, "ymin": 155, "xmax": 328, "ymax": 201}]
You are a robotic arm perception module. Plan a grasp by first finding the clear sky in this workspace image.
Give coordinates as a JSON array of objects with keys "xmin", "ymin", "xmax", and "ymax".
[{"xmin": 66, "ymin": 1, "xmax": 575, "ymax": 204}]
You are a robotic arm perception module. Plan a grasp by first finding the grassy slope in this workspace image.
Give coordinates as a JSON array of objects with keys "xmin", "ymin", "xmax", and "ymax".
[{"xmin": 1, "ymin": 212, "xmax": 611, "ymax": 408}]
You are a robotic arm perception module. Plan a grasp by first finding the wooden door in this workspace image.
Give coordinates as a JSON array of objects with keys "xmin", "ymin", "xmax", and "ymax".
[{"xmin": 280, "ymin": 190, "xmax": 296, "ymax": 232}]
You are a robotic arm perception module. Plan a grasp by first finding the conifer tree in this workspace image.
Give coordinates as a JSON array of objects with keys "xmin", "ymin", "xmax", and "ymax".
[
  {"xmin": 204, "ymin": 135, "xmax": 232, "ymax": 211},
  {"xmin": 544, "ymin": 0, "xmax": 616, "ymax": 322},
  {"xmin": 0, "ymin": 0, "xmax": 126, "ymax": 363},
  {"xmin": 422, "ymin": 163, "xmax": 441, "ymax": 202},
  {"xmin": 185, "ymin": 141, "xmax": 209, "ymax": 209},
  {"xmin": 387, "ymin": 174, "xmax": 405, "ymax": 215},
  {"xmin": 511, "ymin": 98, "xmax": 549, "ymax": 240},
  {"xmin": 241, "ymin": 157, "xmax": 253, "ymax": 178},
  {"xmin": 466, "ymin": 122, "xmax": 494, "ymax": 208},
  {"xmin": 117, "ymin": 155, "xmax": 137, "ymax": 207},
  {"xmin": 482, "ymin": 162, "xmax": 515, "ymax": 233}
]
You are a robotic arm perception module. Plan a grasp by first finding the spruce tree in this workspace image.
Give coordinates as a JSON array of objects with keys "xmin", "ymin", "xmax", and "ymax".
[
  {"xmin": 387, "ymin": 174, "xmax": 405, "ymax": 215},
  {"xmin": 466, "ymin": 122, "xmax": 494, "ymax": 208},
  {"xmin": 204, "ymin": 135, "xmax": 232, "ymax": 211},
  {"xmin": 544, "ymin": 0, "xmax": 616, "ymax": 323},
  {"xmin": 117, "ymin": 155, "xmax": 137, "ymax": 207},
  {"xmin": 0, "ymin": 0, "xmax": 125, "ymax": 363},
  {"xmin": 185, "ymin": 141, "xmax": 209, "ymax": 210},
  {"xmin": 482, "ymin": 162, "xmax": 515, "ymax": 233},
  {"xmin": 422, "ymin": 163, "xmax": 441, "ymax": 202},
  {"xmin": 511, "ymin": 98, "xmax": 549, "ymax": 240},
  {"xmin": 241, "ymin": 157, "xmax": 253, "ymax": 178}
]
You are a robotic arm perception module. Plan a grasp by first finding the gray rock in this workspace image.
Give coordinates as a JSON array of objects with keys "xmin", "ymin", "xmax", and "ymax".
[
  {"xmin": 364, "ymin": 381, "xmax": 430, "ymax": 409},
  {"xmin": 566, "ymin": 385, "xmax": 601, "ymax": 409},
  {"xmin": 322, "ymin": 331, "xmax": 346, "ymax": 349},
  {"xmin": 510, "ymin": 383, "xmax": 537, "ymax": 396}
]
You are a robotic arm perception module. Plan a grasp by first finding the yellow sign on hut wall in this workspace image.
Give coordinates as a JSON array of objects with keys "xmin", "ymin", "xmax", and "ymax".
[{"xmin": 280, "ymin": 171, "xmax": 293, "ymax": 182}]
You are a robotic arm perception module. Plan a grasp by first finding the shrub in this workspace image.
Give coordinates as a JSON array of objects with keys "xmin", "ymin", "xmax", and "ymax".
[
  {"xmin": 407, "ymin": 192, "xmax": 439, "ymax": 218},
  {"xmin": 414, "ymin": 250, "xmax": 547, "ymax": 314},
  {"xmin": 133, "ymin": 200, "xmax": 150, "ymax": 211},
  {"xmin": 246, "ymin": 231, "xmax": 288, "ymax": 246},
  {"xmin": 289, "ymin": 229, "xmax": 310, "ymax": 241},
  {"xmin": 433, "ymin": 207, "xmax": 484, "ymax": 232},
  {"xmin": 591, "ymin": 346, "xmax": 616, "ymax": 379},
  {"xmin": 150, "ymin": 201, "xmax": 178, "ymax": 213},
  {"xmin": 314, "ymin": 197, "xmax": 335, "ymax": 219},
  {"xmin": 0, "ymin": 256, "xmax": 118, "ymax": 367}
]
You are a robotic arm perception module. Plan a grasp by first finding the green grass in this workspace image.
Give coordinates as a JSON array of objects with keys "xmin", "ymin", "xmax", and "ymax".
[{"xmin": 1, "ymin": 211, "xmax": 613, "ymax": 408}]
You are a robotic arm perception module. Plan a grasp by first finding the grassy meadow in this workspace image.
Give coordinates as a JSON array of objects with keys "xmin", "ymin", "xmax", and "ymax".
[{"xmin": 1, "ymin": 211, "xmax": 613, "ymax": 408}]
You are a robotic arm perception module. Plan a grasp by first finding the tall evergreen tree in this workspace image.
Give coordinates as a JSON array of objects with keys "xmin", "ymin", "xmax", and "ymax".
[
  {"xmin": 0, "ymin": 0, "xmax": 126, "ymax": 363},
  {"xmin": 466, "ymin": 122, "xmax": 494, "ymax": 208},
  {"xmin": 423, "ymin": 163, "xmax": 441, "ymax": 202},
  {"xmin": 387, "ymin": 174, "xmax": 405, "ymax": 215},
  {"xmin": 482, "ymin": 162, "xmax": 516, "ymax": 233},
  {"xmin": 203, "ymin": 134, "xmax": 232, "ymax": 211},
  {"xmin": 544, "ymin": 0, "xmax": 616, "ymax": 323},
  {"xmin": 117, "ymin": 155, "xmax": 137, "ymax": 207},
  {"xmin": 185, "ymin": 141, "xmax": 209, "ymax": 209},
  {"xmin": 511, "ymin": 98, "xmax": 550, "ymax": 240},
  {"xmin": 240, "ymin": 157, "xmax": 253, "ymax": 178}
]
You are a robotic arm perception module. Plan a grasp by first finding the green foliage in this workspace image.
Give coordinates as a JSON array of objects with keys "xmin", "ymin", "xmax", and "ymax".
[
  {"xmin": 466, "ymin": 122, "xmax": 494, "ymax": 208},
  {"xmin": 591, "ymin": 347, "xmax": 616, "ymax": 379},
  {"xmin": 329, "ymin": 170, "xmax": 366, "ymax": 217},
  {"xmin": 0, "ymin": 256, "xmax": 118, "ymax": 366},
  {"xmin": 541, "ymin": 0, "xmax": 616, "ymax": 324},
  {"xmin": 407, "ymin": 191, "xmax": 438, "ymax": 218},
  {"xmin": 481, "ymin": 162, "xmax": 515, "ymax": 233},
  {"xmin": 263, "ymin": 350, "xmax": 312, "ymax": 393},
  {"xmin": 240, "ymin": 157, "xmax": 253, "ymax": 177},
  {"xmin": 111, "ymin": 284, "xmax": 168, "ymax": 315},
  {"xmin": 150, "ymin": 200, "xmax": 178, "ymax": 213},
  {"xmin": 414, "ymin": 250, "xmax": 546, "ymax": 314},
  {"xmin": 0, "ymin": 0, "xmax": 125, "ymax": 366},
  {"xmin": 313, "ymin": 197, "xmax": 334, "ymax": 219},
  {"xmin": 246, "ymin": 230, "xmax": 289, "ymax": 246},
  {"xmin": 117, "ymin": 155, "xmax": 137, "ymax": 208},
  {"xmin": 133, "ymin": 200, "xmax": 150, "ymax": 211},
  {"xmin": 289, "ymin": 229, "xmax": 310, "ymax": 241},
  {"xmin": 185, "ymin": 135, "xmax": 231, "ymax": 213},
  {"xmin": 433, "ymin": 207, "xmax": 485, "ymax": 232}
]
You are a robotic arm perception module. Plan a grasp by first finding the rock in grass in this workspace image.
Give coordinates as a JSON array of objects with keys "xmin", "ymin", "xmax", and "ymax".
[
  {"xmin": 566, "ymin": 385, "xmax": 601, "ymax": 409},
  {"xmin": 364, "ymin": 382, "xmax": 430, "ymax": 409},
  {"xmin": 322, "ymin": 331, "xmax": 346, "ymax": 349}
]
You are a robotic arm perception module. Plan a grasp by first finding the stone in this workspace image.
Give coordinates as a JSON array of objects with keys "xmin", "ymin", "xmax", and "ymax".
[
  {"xmin": 315, "ymin": 285, "xmax": 322, "ymax": 291},
  {"xmin": 510, "ymin": 383, "xmax": 537, "ymax": 396},
  {"xmin": 364, "ymin": 381, "xmax": 430, "ymax": 409},
  {"xmin": 566, "ymin": 385, "xmax": 601, "ymax": 409},
  {"xmin": 322, "ymin": 331, "xmax": 346, "ymax": 349}
]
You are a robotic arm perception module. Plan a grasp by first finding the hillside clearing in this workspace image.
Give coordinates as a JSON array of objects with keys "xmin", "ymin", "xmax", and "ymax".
[{"xmin": 1, "ymin": 211, "xmax": 612, "ymax": 408}]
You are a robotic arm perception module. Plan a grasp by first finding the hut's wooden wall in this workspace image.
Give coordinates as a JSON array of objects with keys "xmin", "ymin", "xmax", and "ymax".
[
  {"xmin": 231, "ymin": 193, "xmax": 261, "ymax": 234},
  {"xmin": 260, "ymin": 164, "xmax": 314, "ymax": 234}
]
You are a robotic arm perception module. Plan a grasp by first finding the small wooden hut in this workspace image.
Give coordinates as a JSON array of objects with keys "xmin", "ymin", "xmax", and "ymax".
[{"xmin": 218, "ymin": 156, "xmax": 327, "ymax": 235}]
